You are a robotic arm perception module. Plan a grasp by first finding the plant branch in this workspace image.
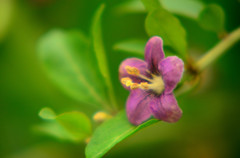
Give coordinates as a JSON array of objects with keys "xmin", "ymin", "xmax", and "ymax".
[{"xmin": 196, "ymin": 27, "xmax": 240, "ymax": 71}]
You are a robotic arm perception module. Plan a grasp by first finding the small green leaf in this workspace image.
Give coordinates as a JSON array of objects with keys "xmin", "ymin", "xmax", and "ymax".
[
  {"xmin": 113, "ymin": 39, "xmax": 147, "ymax": 55},
  {"xmin": 36, "ymin": 109, "xmax": 92, "ymax": 142},
  {"xmin": 34, "ymin": 121, "xmax": 78, "ymax": 142},
  {"xmin": 37, "ymin": 30, "xmax": 107, "ymax": 106},
  {"xmin": 85, "ymin": 111, "xmax": 158, "ymax": 158},
  {"xmin": 56, "ymin": 111, "xmax": 92, "ymax": 141},
  {"xmin": 160, "ymin": 0, "xmax": 204, "ymax": 19},
  {"xmin": 145, "ymin": 8, "xmax": 187, "ymax": 57},
  {"xmin": 198, "ymin": 4, "xmax": 225, "ymax": 33},
  {"xmin": 39, "ymin": 107, "xmax": 56, "ymax": 120}
]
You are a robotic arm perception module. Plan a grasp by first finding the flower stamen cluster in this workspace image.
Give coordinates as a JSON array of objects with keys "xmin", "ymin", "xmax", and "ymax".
[{"xmin": 121, "ymin": 66, "xmax": 165, "ymax": 94}]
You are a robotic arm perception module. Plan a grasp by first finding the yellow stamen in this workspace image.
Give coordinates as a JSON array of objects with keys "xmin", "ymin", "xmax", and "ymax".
[
  {"xmin": 121, "ymin": 77, "xmax": 132, "ymax": 85},
  {"xmin": 130, "ymin": 83, "xmax": 139, "ymax": 89},
  {"xmin": 121, "ymin": 66, "xmax": 165, "ymax": 95},
  {"xmin": 125, "ymin": 66, "xmax": 140, "ymax": 76},
  {"xmin": 125, "ymin": 66, "xmax": 153, "ymax": 82},
  {"xmin": 126, "ymin": 81, "xmax": 132, "ymax": 87}
]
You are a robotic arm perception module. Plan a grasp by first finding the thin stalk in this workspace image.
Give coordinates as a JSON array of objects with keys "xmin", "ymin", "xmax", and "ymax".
[{"xmin": 196, "ymin": 27, "xmax": 240, "ymax": 71}]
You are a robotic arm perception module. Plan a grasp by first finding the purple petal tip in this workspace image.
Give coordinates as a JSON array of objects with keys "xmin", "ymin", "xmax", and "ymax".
[{"xmin": 145, "ymin": 36, "xmax": 165, "ymax": 72}]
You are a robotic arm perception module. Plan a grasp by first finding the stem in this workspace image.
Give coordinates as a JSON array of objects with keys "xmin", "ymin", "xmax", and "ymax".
[{"xmin": 196, "ymin": 27, "xmax": 240, "ymax": 71}]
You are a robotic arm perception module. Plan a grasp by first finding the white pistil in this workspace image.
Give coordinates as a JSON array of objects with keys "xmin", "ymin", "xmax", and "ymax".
[{"xmin": 148, "ymin": 76, "xmax": 165, "ymax": 94}]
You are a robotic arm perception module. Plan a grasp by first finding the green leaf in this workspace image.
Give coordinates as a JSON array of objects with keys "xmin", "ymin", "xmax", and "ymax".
[
  {"xmin": 36, "ymin": 109, "xmax": 92, "ymax": 142},
  {"xmin": 119, "ymin": 0, "xmax": 204, "ymax": 19},
  {"xmin": 124, "ymin": 1, "xmax": 224, "ymax": 33},
  {"xmin": 37, "ymin": 30, "xmax": 107, "ymax": 106},
  {"xmin": 34, "ymin": 121, "xmax": 79, "ymax": 142},
  {"xmin": 113, "ymin": 39, "xmax": 147, "ymax": 55},
  {"xmin": 91, "ymin": 4, "xmax": 117, "ymax": 109},
  {"xmin": 120, "ymin": 1, "xmax": 223, "ymax": 33},
  {"xmin": 56, "ymin": 111, "xmax": 92, "ymax": 141},
  {"xmin": 39, "ymin": 107, "xmax": 56, "ymax": 120},
  {"xmin": 160, "ymin": 0, "xmax": 204, "ymax": 19},
  {"xmin": 116, "ymin": 0, "xmax": 204, "ymax": 19},
  {"xmin": 145, "ymin": 8, "xmax": 187, "ymax": 57},
  {"xmin": 85, "ymin": 111, "xmax": 158, "ymax": 158},
  {"xmin": 198, "ymin": 4, "xmax": 225, "ymax": 33},
  {"xmin": 91, "ymin": 4, "xmax": 109, "ymax": 82}
]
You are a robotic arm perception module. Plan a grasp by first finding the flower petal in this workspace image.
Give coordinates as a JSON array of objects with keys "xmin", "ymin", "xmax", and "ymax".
[
  {"xmin": 126, "ymin": 89, "xmax": 152, "ymax": 125},
  {"xmin": 159, "ymin": 56, "xmax": 184, "ymax": 94},
  {"xmin": 150, "ymin": 93, "xmax": 182, "ymax": 123},
  {"xmin": 119, "ymin": 58, "xmax": 149, "ymax": 90},
  {"xmin": 145, "ymin": 36, "xmax": 165, "ymax": 73}
]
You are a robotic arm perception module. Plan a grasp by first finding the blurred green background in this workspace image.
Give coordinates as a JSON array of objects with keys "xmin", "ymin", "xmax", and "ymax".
[{"xmin": 0, "ymin": 0, "xmax": 240, "ymax": 158}]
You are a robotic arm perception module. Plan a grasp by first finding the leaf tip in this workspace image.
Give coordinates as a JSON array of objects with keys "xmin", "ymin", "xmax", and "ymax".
[{"xmin": 39, "ymin": 107, "xmax": 56, "ymax": 120}]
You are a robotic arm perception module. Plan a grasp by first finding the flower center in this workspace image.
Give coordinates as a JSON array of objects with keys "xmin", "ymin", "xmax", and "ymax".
[{"xmin": 121, "ymin": 66, "xmax": 165, "ymax": 95}]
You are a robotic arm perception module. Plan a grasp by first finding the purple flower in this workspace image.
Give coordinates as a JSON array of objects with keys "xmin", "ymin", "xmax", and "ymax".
[{"xmin": 119, "ymin": 36, "xmax": 184, "ymax": 125}]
